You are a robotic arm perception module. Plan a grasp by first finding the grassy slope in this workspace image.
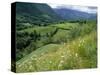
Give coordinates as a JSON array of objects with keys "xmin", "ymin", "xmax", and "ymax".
[
  {"xmin": 16, "ymin": 31, "xmax": 97, "ymax": 72},
  {"xmin": 50, "ymin": 23, "xmax": 79, "ymax": 29},
  {"xmin": 16, "ymin": 23, "xmax": 74, "ymax": 61}
]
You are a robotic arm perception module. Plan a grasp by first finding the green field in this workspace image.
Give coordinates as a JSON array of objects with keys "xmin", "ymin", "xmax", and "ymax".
[
  {"xmin": 16, "ymin": 21, "xmax": 97, "ymax": 72},
  {"xmin": 13, "ymin": 2, "xmax": 97, "ymax": 73}
]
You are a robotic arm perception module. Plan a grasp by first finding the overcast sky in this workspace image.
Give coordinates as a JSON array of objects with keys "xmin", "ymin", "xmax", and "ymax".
[{"xmin": 48, "ymin": 4, "xmax": 97, "ymax": 14}]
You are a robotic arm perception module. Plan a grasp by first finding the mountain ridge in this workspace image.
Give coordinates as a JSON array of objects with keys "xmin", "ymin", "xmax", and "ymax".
[
  {"xmin": 53, "ymin": 8, "xmax": 97, "ymax": 20},
  {"xmin": 16, "ymin": 2, "xmax": 62, "ymax": 26}
]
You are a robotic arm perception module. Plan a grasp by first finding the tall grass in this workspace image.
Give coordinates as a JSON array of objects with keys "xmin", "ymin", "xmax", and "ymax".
[{"xmin": 16, "ymin": 31, "xmax": 97, "ymax": 72}]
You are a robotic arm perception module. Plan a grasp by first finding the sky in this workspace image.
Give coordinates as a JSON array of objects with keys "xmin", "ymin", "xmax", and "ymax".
[{"xmin": 48, "ymin": 4, "xmax": 97, "ymax": 14}]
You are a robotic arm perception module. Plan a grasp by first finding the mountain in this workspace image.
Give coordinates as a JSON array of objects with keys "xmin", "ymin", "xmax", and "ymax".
[
  {"xmin": 16, "ymin": 2, "xmax": 62, "ymax": 26},
  {"xmin": 53, "ymin": 8, "xmax": 97, "ymax": 20}
]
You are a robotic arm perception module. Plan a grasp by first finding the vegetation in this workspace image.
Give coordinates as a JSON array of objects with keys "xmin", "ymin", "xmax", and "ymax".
[
  {"xmin": 16, "ymin": 20, "xmax": 97, "ymax": 72},
  {"xmin": 16, "ymin": 30, "xmax": 97, "ymax": 72},
  {"xmin": 14, "ymin": 2, "xmax": 97, "ymax": 73}
]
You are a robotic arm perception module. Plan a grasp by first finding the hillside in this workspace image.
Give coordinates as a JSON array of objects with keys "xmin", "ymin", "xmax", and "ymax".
[
  {"xmin": 16, "ymin": 2, "xmax": 62, "ymax": 28},
  {"xmin": 14, "ymin": 2, "xmax": 97, "ymax": 72},
  {"xmin": 16, "ymin": 20, "xmax": 97, "ymax": 72},
  {"xmin": 53, "ymin": 8, "xmax": 97, "ymax": 20},
  {"xmin": 16, "ymin": 31, "xmax": 97, "ymax": 72}
]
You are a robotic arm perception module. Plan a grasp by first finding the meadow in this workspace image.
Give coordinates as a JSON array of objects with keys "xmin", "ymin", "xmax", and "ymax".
[{"xmin": 16, "ymin": 20, "xmax": 97, "ymax": 72}]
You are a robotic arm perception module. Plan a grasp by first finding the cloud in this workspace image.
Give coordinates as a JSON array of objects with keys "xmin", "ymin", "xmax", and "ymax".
[{"xmin": 48, "ymin": 4, "xmax": 97, "ymax": 14}]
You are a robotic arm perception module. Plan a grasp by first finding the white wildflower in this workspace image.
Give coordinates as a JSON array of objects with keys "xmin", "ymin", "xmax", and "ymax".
[
  {"xmin": 75, "ymin": 53, "xmax": 78, "ymax": 57},
  {"xmin": 58, "ymin": 64, "xmax": 62, "ymax": 67},
  {"xmin": 61, "ymin": 55, "xmax": 65, "ymax": 58},
  {"xmin": 31, "ymin": 57, "xmax": 33, "ymax": 59},
  {"xmin": 41, "ymin": 53, "xmax": 44, "ymax": 55},
  {"xmin": 79, "ymin": 44, "xmax": 81, "ymax": 47},
  {"xmin": 18, "ymin": 65, "xmax": 21, "ymax": 68},
  {"xmin": 60, "ymin": 60, "xmax": 64, "ymax": 63},
  {"xmin": 49, "ymin": 61, "xmax": 52, "ymax": 64},
  {"xmin": 63, "ymin": 43, "xmax": 66, "ymax": 45}
]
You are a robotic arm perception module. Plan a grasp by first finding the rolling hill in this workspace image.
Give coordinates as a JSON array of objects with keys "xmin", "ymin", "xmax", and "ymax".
[
  {"xmin": 16, "ymin": 2, "xmax": 62, "ymax": 26},
  {"xmin": 13, "ymin": 2, "xmax": 97, "ymax": 72},
  {"xmin": 16, "ymin": 31, "xmax": 97, "ymax": 72}
]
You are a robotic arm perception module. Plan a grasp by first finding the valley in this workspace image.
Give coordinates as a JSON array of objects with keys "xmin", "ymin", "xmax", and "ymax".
[
  {"xmin": 16, "ymin": 21, "xmax": 97, "ymax": 72},
  {"xmin": 14, "ymin": 2, "xmax": 97, "ymax": 72}
]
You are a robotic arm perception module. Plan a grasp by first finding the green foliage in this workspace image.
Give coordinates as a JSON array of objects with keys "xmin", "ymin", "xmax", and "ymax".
[
  {"xmin": 14, "ymin": 2, "xmax": 97, "ymax": 73},
  {"xmin": 16, "ymin": 2, "xmax": 62, "ymax": 27},
  {"xmin": 16, "ymin": 31, "xmax": 97, "ymax": 72},
  {"xmin": 16, "ymin": 20, "xmax": 97, "ymax": 61}
]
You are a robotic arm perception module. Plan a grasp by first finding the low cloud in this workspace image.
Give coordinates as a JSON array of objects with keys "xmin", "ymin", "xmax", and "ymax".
[{"xmin": 48, "ymin": 4, "xmax": 97, "ymax": 14}]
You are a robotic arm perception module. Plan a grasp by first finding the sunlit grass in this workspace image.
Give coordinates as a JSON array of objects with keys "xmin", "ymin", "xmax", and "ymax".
[
  {"xmin": 16, "ymin": 31, "xmax": 97, "ymax": 72},
  {"xmin": 50, "ymin": 23, "xmax": 79, "ymax": 29}
]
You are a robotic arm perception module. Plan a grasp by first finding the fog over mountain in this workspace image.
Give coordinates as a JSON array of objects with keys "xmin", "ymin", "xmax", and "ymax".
[
  {"xmin": 48, "ymin": 4, "xmax": 97, "ymax": 20},
  {"xmin": 48, "ymin": 4, "xmax": 97, "ymax": 14}
]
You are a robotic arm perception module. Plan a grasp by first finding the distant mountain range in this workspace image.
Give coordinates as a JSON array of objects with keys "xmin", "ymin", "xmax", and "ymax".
[
  {"xmin": 16, "ymin": 2, "xmax": 97, "ymax": 26},
  {"xmin": 53, "ymin": 8, "xmax": 97, "ymax": 20}
]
